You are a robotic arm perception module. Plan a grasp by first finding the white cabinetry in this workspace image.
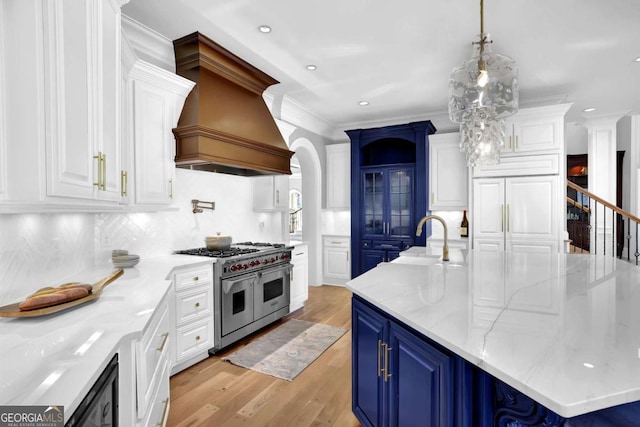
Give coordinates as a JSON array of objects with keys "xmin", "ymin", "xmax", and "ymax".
[
  {"xmin": 135, "ymin": 291, "xmax": 171, "ymax": 427},
  {"xmin": 1, "ymin": 0, "xmax": 127, "ymax": 211},
  {"xmin": 473, "ymin": 104, "xmax": 570, "ymax": 178},
  {"xmin": 502, "ymin": 106, "xmax": 565, "ymax": 154},
  {"xmin": 428, "ymin": 133, "xmax": 468, "ymax": 210},
  {"xmin": 290, "ymin": 244, "xmax": 309, "ymax": 312},
  {"xmin": 473, "ymin": 176, "xmax": 559, "ymax": 253},
  {"xmin": 43, "ymin": 0, "xmax": 122, "ymax": 203},
  {"xmin": 326, "ymin": 144, "xmax": 351, "ymax": 209},
  {"xmin": 170, "ymin": 264, "xmax": 214, "ymax": 375},
  {"xmin": 323, "ymin": 236, "xmax": 351, "ymax": 285},
  {"xmin": 122, "ymin": 57, "xmax": 194, "ymax": 207},
  {"xmin": 253, "ymin": 175, "xmax": 289, "ymax": 211}
]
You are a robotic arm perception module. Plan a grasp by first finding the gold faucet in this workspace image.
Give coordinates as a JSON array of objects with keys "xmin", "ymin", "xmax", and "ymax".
[{"xmin": 416, "ymin": 215, "xmax": 449, "ymax": 262}]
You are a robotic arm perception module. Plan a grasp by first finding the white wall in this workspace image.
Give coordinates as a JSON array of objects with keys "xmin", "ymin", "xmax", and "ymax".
[{"xmin": 0, "ymin": 168, "xmax": 281, "ymax": 304}]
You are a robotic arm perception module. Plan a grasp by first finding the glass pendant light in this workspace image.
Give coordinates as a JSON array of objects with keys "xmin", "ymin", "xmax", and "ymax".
[{"xmin": 448, "ymin": 0, "xmax": 518, "ymax": 166}]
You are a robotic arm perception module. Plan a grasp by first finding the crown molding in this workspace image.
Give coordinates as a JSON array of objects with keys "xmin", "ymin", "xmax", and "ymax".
[{"xmin": 121, "ymin": 14, "xmax": 176, "ymax": 72}]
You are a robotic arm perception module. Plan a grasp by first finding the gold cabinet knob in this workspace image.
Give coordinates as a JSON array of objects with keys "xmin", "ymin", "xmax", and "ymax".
[
  {"xmin": 194, "ymin": 276, "xmax": 199, "ymax": 281},
  {"xmin": 195, "ymin": 302, "xmax": 200, "ymax": 308},
  {"xmin": 196, "ymin": 335, "xmax": 201, "ymax": 341}
]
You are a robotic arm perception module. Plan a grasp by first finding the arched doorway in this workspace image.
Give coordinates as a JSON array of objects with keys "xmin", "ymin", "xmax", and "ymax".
[{"xmin": 289, "ymin": 138, "xmax": 322, "ymax": 286}]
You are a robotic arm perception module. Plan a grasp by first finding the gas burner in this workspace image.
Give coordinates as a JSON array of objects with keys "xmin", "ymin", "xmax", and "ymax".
[
  {"xmin": 174, "ymin": 247, "xmax": 259, "ymax": 258},
  {"xmin": 234, "ymin": 242, "xmax": 286, "ymax": 248}
]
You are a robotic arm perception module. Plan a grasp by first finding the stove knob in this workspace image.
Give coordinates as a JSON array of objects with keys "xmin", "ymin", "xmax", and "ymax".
[
  {"xmin": 262, "ymin": 259, "xmax": 268, "ymax": 265},
  {"xmin": 230, "ymin": 265, "xmax": 237, "ymax": 271},
  {"xmin": 270, "ymin": 257, "xmax": 276, "ymax": 263},
  {"xmin": 243, "ymin": 264, "xmax": 248, "ymax": 270}
]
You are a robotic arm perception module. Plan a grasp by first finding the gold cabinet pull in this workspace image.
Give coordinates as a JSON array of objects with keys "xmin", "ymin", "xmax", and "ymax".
[
  {"xmin": 93, "ymin": 153, "xmax": 102, "ymax": 188},
  {"xmin": 121, "ymin": 170, "xmax": 128, "ymax": 196},
  {"xmin": 195, "ymin": 302, "xmax": 200, "ymax": 308},
  {"xmin": 156, "ymin": 398, "xmax": 169, "ymax": 427},
  {"xmin": 509, "ymin": 136, "xmax": 512, "ymax": 149},
  {"xmin": 194, "ymin": 276, "xmax": 199, "ymax": 281},
  {"xmin": 195, "ymin": 335, "xmax": 201, "ymax": 341},
  {"xmin": 515, "ymin": 136, "xmax": 519, "ymax": 150},
  {"xmin": 432, "ymin": 192, "xmax": 435, "ymax": 204},
  {"xmin": 101, "ymin": 153, "xmax": 106, "ymax": 190},
  {"xmin": 501, "ymin": 204, "xmax": 504, "ymax": 232},
  {"xmin": 156, "ymin": 332, "xmax": 169, "ymax": 352},
  {"xmin": 384, "ymin": 343, "xmax": 392, "ymax": 382},
  {"xmin": 377, "ymin": 340, "xmax": 383, "ymax": 377},
  {"xmin": 507, "ymin": 204, "xmax": 511, "ymax": 232},
  {"xmin": 169, "ymin": 179, "xmax": 173, "ymax": 199}
]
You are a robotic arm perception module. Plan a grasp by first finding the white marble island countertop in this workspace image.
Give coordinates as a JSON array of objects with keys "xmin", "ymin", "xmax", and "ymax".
[
  {"xmin": 0, "ymin": 255, "xmax": 213, "ymax": 419},
  {"xmin": 346, "ymin": 248, "xmax": 640, "ymax": 418}
]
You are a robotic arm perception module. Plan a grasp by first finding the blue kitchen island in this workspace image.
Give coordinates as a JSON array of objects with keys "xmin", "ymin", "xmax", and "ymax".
[{"xmin": 346, "ymin": 248, "xmax": 640, "ymax": 426}]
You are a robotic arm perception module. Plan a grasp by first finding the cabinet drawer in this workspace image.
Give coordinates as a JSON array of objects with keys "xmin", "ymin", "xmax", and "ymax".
[
  {"xmin": 372, "ymin": 241, "xmax": 402, "ymax": 251},
  {"xmin": 175, "ymin": 286, "xmax": 213, "ymax": 326},
  {"xmin": 174, "ymin": 266, "xmax": 212, "ymax": 291},
  {"xmin": 176, "ymin": 317, "xmax": 214, "ymax": 363},
  {"xmin": 141, "ymin": 357, "xmax": 170, "ymax": 427},
  {"xmin": 291, "ymin": 244, "xmax": 308, "ymax": 260},
  {"xmin": 323, "ymin": 236, "xmax": 350, "ymax": 248},
  {"xmin": 136, "ymin": 295, "xmax": 170, "ymax": 418}
]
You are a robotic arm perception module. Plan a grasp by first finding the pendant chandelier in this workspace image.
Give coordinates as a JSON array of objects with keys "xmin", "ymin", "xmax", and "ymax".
[{"xmin": 448, "ymin": 0, "xmax": 518, "ymax": 166}]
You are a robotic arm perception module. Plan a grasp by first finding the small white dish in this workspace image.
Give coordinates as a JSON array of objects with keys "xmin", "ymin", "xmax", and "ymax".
[{"xmin": 112, "ymin": 254, "xmax": 140, "ymax": 268}]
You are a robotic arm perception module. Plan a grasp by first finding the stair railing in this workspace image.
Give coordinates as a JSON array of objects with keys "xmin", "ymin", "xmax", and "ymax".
[
  {"xmin": 289, "ymin": 208, "xmax": 302, "ymax": 234},
  {"xmin": 566, "ymin": 180, "xmax": 640, "ymax": 264}
]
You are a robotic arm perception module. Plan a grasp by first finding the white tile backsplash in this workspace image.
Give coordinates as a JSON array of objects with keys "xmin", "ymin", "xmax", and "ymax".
[{"xmin": 0, "ymin": 168, "xmax": 283, "ymax": 304}]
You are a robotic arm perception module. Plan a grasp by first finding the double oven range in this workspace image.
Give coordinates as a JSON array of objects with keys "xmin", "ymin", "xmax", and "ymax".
[{"xmin": 176, "ymin": 242, "xmax": 292, "ymax": 354}]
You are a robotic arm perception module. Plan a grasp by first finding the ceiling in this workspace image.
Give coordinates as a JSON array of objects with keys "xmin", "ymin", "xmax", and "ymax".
[{"xmin": 122, "ymin": 0, "xmax": 640, "ymax": 136}]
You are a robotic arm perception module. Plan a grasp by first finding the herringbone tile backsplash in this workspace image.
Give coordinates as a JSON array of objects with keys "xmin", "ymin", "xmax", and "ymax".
[{"xmin": 0, "ymin": 169, "xmax": 282, "ymax": 303}]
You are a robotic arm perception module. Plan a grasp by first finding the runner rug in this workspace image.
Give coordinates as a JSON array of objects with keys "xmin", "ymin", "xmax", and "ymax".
[{"xmin": 222, "ymin": 319, "xmax": 347, "ymax": 381}]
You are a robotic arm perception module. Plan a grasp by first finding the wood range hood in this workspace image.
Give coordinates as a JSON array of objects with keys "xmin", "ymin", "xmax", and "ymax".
[{"xmin": 172, "ymin": 32, "xmax": 293, "ymax": 176}]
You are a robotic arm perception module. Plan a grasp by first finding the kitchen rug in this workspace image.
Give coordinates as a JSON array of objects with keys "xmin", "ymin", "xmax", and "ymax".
[{"xmin": 222, "ymin": 319, "xmax": 347, "ymax": 381}]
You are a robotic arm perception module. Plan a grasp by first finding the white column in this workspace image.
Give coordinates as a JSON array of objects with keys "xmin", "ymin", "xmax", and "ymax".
[
  {"xmin": 627, "ymin": 116, "xmax": 640, "ymax": 259},
  {"xmin": 586, "ymin": 115, "xmax": 623, "ymax": 256}
]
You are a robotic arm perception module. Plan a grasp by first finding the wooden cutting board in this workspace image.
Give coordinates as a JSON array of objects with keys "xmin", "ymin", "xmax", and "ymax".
[{"xmin": 0, "ymin": 269, "xmax": 124, "ymax": 318}]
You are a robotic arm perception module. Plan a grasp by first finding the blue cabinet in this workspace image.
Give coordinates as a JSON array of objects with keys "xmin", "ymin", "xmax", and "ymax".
[
  {"xmin": 347, "ymin": 121, "xmax": 437, "ymax": 277},
  {"xmin": 353, "ymin": 294, "xmax": 640, "ymax": 426},
  {"xmin": 353, "ymin": 296, "xmax": 454, "ymax": 427}
]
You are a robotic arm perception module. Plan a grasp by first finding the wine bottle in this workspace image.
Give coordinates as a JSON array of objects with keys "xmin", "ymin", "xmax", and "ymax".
[{"xmin": 460, "ymin": 210, "xmax": 469, "ymax": 238}]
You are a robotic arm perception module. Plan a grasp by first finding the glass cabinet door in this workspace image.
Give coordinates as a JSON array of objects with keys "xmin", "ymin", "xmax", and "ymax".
[
  {"xmin": 363, "ymin": 171, "xmax": 384, "ymax": 236},
  {"xmin": 389, "ymin": 169, "xmax": 413, "ymax": 238}
]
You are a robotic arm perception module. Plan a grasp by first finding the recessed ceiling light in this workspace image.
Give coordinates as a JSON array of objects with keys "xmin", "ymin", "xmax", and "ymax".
[
  {"xmin": 258, "ymin": 25, "xmax": 271, "ymax": 33},
  {"xmin": 583, "ymin": 107, "xmax": 596, "ymax": 112},
  {"xmin": 635, "ymin": 57, "xmax": 640, "ymax": 62},
  {"xmin": 306, "ymin": 65, "xmax": 317, "ymax": 71},
  {"xmin": 358, "ymin": 101, "xmax": 369, "ymax": 106}
]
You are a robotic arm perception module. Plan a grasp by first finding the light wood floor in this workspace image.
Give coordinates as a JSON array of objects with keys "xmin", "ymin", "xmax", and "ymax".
[{"xmin": 167, "ymin": 285, "xmax": 361, "ymax": 427}]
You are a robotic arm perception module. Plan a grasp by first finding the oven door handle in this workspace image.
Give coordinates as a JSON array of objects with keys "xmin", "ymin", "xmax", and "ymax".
[{"xmin": 222, "ymin": 275, "xmax": 258, "ymax": 294}]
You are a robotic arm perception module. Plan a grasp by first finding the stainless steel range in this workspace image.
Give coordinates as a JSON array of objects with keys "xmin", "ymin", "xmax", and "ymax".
[{"xmin": 175, "ymin": 242, "xmax": 292, "ymax": 354}]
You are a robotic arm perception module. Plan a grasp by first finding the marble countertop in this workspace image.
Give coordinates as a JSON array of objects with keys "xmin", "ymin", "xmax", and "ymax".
[
  {"xmin": 346, "ymin": 248, "xmax": 640, "ymax": 418},
  {"xmin": 0, "ymin": 255, "xmax": 214, "ymax": 418}
]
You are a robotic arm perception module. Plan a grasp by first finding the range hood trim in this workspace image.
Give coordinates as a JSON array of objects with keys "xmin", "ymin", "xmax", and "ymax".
[
  {"xmin": 173, "ymin": 32, "xmax": 277, "ymax": 95},
  {"xmin": 173, "ymin": 31, "xmax": 294, "ymax": 176}
]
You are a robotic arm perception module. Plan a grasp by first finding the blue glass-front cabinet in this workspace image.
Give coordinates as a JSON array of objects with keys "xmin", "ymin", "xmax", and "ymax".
[
  {"xmin": 347, "ymin": 121, "xmax": 436, "ymax": 277},
  {"xmin": 361, "ymin": 166, "xmax": 415, "ymax": 271}
]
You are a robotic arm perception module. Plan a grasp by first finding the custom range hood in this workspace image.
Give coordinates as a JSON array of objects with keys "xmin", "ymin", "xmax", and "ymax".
[{"xmin": 172, "ymin": 32, "xmax": 293, "ymax": 176}]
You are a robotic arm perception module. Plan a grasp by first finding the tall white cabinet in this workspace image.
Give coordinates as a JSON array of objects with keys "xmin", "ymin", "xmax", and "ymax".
[
  {"xmin": 326, "ymin": 144, "xmax": 351, "ymax": 209},
  {"xmin": 428, "ymin": 133, "xmax": 468, "ymax": 210},
  {"xmin": 471, "ymin": 104, "xmax": 571, "ymax": 253}
]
